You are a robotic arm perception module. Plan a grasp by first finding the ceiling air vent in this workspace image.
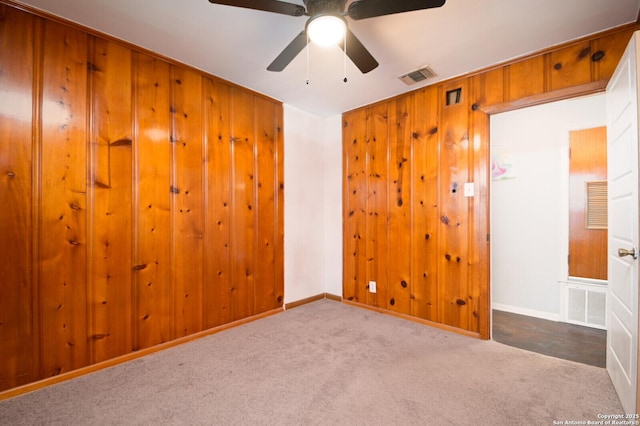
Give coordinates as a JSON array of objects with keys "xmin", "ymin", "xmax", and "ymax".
[{"xmin": 398, "ymin": 66, "xmax": 437, "ymax": 85}]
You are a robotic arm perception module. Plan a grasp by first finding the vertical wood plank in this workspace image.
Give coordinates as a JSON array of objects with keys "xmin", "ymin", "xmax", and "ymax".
[
  {"xmin": 411, "ymin": 87, "xmax": 439, "ymax": 321},
  {"xmin": 548, "ymin": 42, "xmax": 592, "ymax": 92},
  {"xmin": 133, "ymin": 52, "xmax": 171, "ymax": 350},
  {"xmin": 170, "ymin": 66, "xmax": 204, "ymax": 338},
  {"xmin": 39, "ymin": 20, "xmax": 88, "ymax": 377},
  {"xmin": 273, "ymin": 102, "xmax": 285, "ymax": 308},
  {"xmin": 438, "ymin": 80, "xmax": 470, "ymax": 330},
  {"xmin": 387, "ymin": 96, "xmax": 412, "ymax": 314},
  {"xmin": 506, "ymin": 56, "xmax": 545, "ymax": 101},
  {"xmin": 229, "ymin": 88, "xmax": 255, "ymax": 320},
  {"xmin": 592, "ymin": 28, "xmax": 635, "ymax": 82},
  {"xmin": 469, "ymin": 74, "xmax": 493, "ymax": 337},
  {"xmin": 343, "ymin": 108, "xmax": 368, "ymax": 302},
  {"xmin": 254, "ymin": 97, "xmax": 278, "ymax": 314},
  {"xmin": 0, "ymin": 4, "xmax": 36, "ymax": 391},
  {"xmin": 203, "ymin": 78, "xmax": 232, "ymax": 328},
  {"xmin": 87, "ymin": 37, "xmax": 133, "ymax": 363},
  {"xmin": 365, "ymin": 103, "xmax": 389, "ymax": 308}
]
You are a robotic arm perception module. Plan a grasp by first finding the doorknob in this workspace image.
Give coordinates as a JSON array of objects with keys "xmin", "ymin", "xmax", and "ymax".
[{"xmin": 618, "ymin": 247, "xmax": 639, "ymax": 259}]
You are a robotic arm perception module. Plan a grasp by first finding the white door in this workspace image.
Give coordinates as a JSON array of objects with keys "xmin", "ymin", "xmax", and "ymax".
[{"xmin": 606, "ymin": 31, "xmax": 640, "ymax": 414}]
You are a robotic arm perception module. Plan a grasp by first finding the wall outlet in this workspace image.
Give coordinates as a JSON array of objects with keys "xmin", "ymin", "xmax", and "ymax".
[{"xmin": 369, "ymin": 280, "xmax": 377, "ymax": 293}]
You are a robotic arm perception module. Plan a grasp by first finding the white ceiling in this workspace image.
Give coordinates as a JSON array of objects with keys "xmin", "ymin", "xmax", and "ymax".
[{"xmin": 14, "ymin": 0, "xmax": 640, "ymax": 117}]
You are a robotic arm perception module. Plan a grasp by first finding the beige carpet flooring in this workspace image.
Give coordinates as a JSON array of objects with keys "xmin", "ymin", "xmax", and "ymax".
[{"xmin": 0, "ymin": 299, "xmax": 623, "ymax": 425}]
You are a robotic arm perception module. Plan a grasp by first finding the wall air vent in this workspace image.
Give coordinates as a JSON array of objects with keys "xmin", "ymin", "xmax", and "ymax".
[
  {"xmin": 564, "ymin": 282, "xmax": 606, "ymax": 330},
  {"xmin": 398, "ymin": 66, "xmax": 437, "ymax": 85}
]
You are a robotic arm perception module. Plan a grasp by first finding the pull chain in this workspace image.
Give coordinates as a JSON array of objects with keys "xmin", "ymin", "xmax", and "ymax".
[
  {"xmin": 343, "ymin": 33, "xmax": 348, "ymax": 83},
  {"xmin": 306, "ymin": 32, "xmax": 310, "ymax": 85}
]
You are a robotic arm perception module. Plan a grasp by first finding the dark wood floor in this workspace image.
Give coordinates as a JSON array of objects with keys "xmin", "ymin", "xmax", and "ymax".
[{"xmin": 492, "ymin": 310, "xmax": 607, "ymax": 368}]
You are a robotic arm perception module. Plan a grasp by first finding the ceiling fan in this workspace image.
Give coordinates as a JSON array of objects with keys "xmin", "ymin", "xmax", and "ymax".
[{"xmin": 208, "ymin": 0, "xmax": 446, "ymax": 74}]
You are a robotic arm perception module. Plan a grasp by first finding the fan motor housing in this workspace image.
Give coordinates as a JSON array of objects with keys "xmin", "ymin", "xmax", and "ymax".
[{"xmin": 304, "ymin": 0, "xmax": 347, "ymax": 15}]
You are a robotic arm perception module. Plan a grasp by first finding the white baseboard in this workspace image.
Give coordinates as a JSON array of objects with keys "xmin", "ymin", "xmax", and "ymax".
[{"xmin": 492, "ymin": 303, "xmax": 561, "ymax": 322}]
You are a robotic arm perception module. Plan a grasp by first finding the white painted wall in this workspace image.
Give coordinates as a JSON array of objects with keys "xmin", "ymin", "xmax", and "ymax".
[
  {"xmin": 323, "ymin": 114, "xmax": 343, "ymax": 297},
  {"xmin": 490, "ymin": 94, "xmax": 606, "ymax": 320},
  {"xmin": 283, "ymin": 105, "xmax": 343, "ymax": 303}
]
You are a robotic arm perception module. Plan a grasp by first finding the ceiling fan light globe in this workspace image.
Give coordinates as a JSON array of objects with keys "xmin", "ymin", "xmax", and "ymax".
[{"xmin": 307, "ymin": 15, "xmax": 346, "ymax": 47}]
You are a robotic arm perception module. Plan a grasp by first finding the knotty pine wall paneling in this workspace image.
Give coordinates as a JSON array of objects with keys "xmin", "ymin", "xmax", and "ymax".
[
  {"xmin": 203, "ymin": 78, "xmax": 233, "ymax": 329},
  {"xmin": 253, "ymin": 97, "xmax": 283, "ymax": 315},
  {"xmin": 505, "ymin": 56, "xmax": 545, "ymax": 101},
  {"xmin": 592, "ymin": 28, "xmax": 637, "ymax": 81},
  {"xmin": 366, "ymin": 102, "xmax": 390, "ymax": 309},
  {"xmin": 0, "ymin": 4, "xmax": 37, "ymax": 390},
  {"xmin": 467, "ymin": 68, "xmax": 502, "ymax": 335},
  {"xmin": 170, "ymin": 65, "xmax": 205, "ymax": 339},
  {"xmin": 229, "ymin": 88, "xmax": 256, "ymax": 321},
  {"xmin": 548, "ymin": 41, "xmax": 593, "ymax": 91},
  {"xmin": 438, "ymin": 79, "xmax": 471, "ymax": 330},
  {"xmin": 87, "ymin": 38, "xmax": 134, "ymax": 364},
  {"xmin": 39, "ymin": 19, "xmax": 89, "ymax": 377},
  {"xmin": 343, "ymin": 107, "xmax": 368, "ymax": 305},
  {"xmin": 343, "ymin": 23, "xmax": 638, "ymax": 339},
  {"xmin": 133, "ymin": 52, "xmax": 172, "ymax": 350},
  {"xmin": 387, "ymin": 96, "xmax": 413, "ymax": 314},
  {"xmin": 0, "ymin": 1, "xmax": 284, "ymax": 393},
  {"xmin": 410, "ymin": 86, "xmax": 440, "ymax": 322}
]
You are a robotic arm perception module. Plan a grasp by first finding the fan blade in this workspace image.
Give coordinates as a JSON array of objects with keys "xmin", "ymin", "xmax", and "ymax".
[
  {"xmin": 348, "ymin": 0, "xmax": 445, "ymax": 20},
  {"xmin": 339, "ymin": 29, "xmax": 378, "ymax": 74},
  {"xmin": 208, "ymin": 0, "xmax": 306, "ymax": 17},
  {"xmin": 267, "ymin": 31, "xmax": 308, "ymax": 71}
]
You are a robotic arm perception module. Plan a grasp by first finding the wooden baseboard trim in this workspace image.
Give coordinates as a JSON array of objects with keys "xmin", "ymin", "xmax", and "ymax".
[
  {"xmin": 324, "ymin": 293, "xmax": 342, "ymax": 302},
  {"xmin": 285, "ymin": 293, "xmax": 342, "ymax": 310},
  {"xmin": 0, "ymin": 307, "xmax": 283, "ymax": 402},
  {"xmin": 341, "ymin": 300, "xmax": 481, "ymax": 339}
]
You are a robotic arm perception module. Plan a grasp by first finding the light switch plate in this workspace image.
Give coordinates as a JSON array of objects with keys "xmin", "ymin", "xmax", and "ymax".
[
  {"xmin": 464, "ymin": 182, "xmax": 475, "ymax": 197},
  {"xmin": 369, "ymin": 281, "xmax": 377, "ymax": 293}
]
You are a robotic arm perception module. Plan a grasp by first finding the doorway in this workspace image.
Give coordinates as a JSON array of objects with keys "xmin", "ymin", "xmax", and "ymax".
[{"xmin": 490, "ymin": 93, "xmax": 608, "ymax": 366}]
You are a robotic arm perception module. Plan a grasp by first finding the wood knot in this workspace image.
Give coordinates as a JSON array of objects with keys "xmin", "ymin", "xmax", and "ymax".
[
  {"xmin": 553, "ymin": 63, "xmax": 562, "ymax": 70},
  {"xmin": 591, "ymin": 50, "xmax": 605, "ymax": 62},
  {"xmin": 110, "ymin": 138, "xmax": 132, "ymax": 147},
  {"xmin": 400, "ymin": 280, "xmax": 408, "ymax": 288},
  {"xmin": 92, "ymin": 334, "xmax": 109, "ymax": 340},
  {"xmin": 456, "ymin": 299, "xmax": 466, "ymax": 306},
  {"xmin": 87, "ymin": 62, "xmax": 101, "ymax": 72},
  {"xmin": 578, "ymin": 46, "xmax": 591, "ymax": 59}
]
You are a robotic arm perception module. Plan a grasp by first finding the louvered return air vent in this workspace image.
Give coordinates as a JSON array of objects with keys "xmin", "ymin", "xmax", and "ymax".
[
  {"xmin": 399, "ymin": 66, "xmax": 437, "ymax": 85},
  {"xmin": 564, "ymin": 282, "xmax": 606, "ymax": 330}
]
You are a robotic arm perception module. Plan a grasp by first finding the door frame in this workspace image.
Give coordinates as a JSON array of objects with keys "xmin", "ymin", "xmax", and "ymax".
[{"xmin": 481, "ymin": 81, "xmax": 639, "ymax": 409}]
